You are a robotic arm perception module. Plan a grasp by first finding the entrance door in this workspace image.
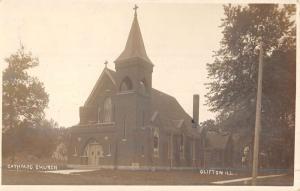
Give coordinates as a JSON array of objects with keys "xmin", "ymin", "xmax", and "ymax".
[{"xmin": 87, "ymin": 144, "xmax": 103, "ymax": 165}]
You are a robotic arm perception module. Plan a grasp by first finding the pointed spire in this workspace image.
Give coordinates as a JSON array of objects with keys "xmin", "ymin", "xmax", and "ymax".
[{"xmin": 115, "ymin": 5, "xmax": 152, "ymax": 65}]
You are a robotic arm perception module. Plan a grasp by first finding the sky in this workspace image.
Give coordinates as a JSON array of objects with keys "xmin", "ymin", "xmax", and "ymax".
[{"xmin": 0, "ymin": 1, "xmax": 225, "ymax": 127}]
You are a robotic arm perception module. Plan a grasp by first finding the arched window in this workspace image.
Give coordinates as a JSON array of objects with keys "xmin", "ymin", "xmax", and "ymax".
[
  {"xmin": 141, "ymin": 145, "xmax": 144, "ymax": 157},
  {"xmin": 168, "ymin": 135, "xmax": 172, "ymax": 159},
  {"xmin": 107, "ymin": 144, "xmax": 112, "ymax": 156},
  {"xmin": 120, "ymin": 77, "xmax": 133, "ymax": 92},
  {"xmin": 122, "ymin": 115, "xmax": 127, "ymax": 141},
  {"xmin": 103, "ymin": 97, "xmax": 112, "ymax": 122},
  {"xmin": 97, "ymin": 107, "xmax": 101, "ymax": 123},
  {"xmin": 180, "ymin": 134, "xmax": 184, "ymax": 151},
  {"xmin": 153, "ymin": 128, "xmax": 159, "ymax": 157},
  {"xmin": 140, "ymin": 80, "xmax": 147, "ymax": 94},
  {"xmin": 122, "ymin": 114, "xmax": 127, "ymax": 141},
  {"xmin": 180, "ymin": 134, "xmax": 185, "ymax": 159}
]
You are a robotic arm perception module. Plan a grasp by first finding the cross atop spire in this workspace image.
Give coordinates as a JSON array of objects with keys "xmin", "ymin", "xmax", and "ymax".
[
  {"xmin": 115, "ymin": 5, "xmax": 152, "ymax": 65},
  {"xmin": 133, "ymin": 4, "xmax": 139, "ymax": 15}
]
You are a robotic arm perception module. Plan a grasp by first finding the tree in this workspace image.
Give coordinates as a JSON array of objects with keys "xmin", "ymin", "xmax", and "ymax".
[
  {"xmin": 2, "ymin": 45, "xmax": 49, "ymax": 131},
  {"xmin": 2, "ymin": 118, "xmax": 63, "ymax": 160},
  {"xmin": 199, "ymin": 119, "xmax": 217, "ymax": 131},
  {"xmin": 205, "ymin": 4, "xmax": 296, "ymax": 169},
  {"xmin": 2, "ymin": 45, "xmax": 49, "ymax": 161}
]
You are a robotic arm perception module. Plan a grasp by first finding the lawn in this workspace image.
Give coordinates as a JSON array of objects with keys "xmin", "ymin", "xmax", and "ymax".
[
  {"xmin": 1, "ymin": 169, "xmax": 293, "ymax": 185},
  {"xmin": 2, "ymin": 169, "xmax": 242, "ymax": 185}
]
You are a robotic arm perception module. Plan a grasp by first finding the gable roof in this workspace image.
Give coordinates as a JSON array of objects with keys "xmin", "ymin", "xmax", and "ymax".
[
  {"xmin": 115, "ymin": 11, "xmax": 152, "ymax": 65},
  {"xmin": 151, "ymin": 89, "xmax": 189, "ymax": 121},
  {"xmin": 84, "ymin": 68, "xmax": 117, "ymax": 106},
  {"xmin": 150, "ymin": 89, "xmax": 199, "ymax": 136},
  {"xmin": 84, "ymin": 68, "xmax": 199, "ymax": 136}
]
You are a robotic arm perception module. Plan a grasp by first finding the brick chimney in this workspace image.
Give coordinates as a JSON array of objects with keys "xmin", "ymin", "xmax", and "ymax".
[{"xmin": 193, "ymin": 94, "xmax": 199, "ymax": 127}]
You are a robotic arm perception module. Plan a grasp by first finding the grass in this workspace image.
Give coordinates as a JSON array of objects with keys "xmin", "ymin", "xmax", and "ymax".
[
  {"xmin": 2, "ymin": 169, "xmax": 243, "ymax": 185},
  {"xmin": 1, "ymin": 169, "xmax": 293, "ymax": 185}
]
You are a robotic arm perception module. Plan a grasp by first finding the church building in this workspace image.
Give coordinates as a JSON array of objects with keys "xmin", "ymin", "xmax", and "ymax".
[{"xmin": 68, "ymin": 6, "xmax": 203, "ymax": 170}]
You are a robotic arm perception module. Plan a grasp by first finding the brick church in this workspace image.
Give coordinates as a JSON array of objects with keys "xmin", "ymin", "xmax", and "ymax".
[{"xmin": 68, "ymin": 6, "xmax": 204, "ymax": 170}]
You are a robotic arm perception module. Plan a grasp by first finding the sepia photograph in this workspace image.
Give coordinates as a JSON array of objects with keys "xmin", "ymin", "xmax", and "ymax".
[{"xmin": 0, "ymin": 0, "xmax": 298, "ymax": 189}]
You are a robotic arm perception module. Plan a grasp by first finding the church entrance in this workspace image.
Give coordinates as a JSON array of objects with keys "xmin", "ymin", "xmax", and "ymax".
[{"xmin": 84, "ymin": 140, "xmax": 103, "ymax": 165}]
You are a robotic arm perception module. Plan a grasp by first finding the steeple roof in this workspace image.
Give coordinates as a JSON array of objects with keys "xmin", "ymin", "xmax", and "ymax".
[{"xmin": 115, "ymin": 7, "xmax": 152, "ymax": 65}]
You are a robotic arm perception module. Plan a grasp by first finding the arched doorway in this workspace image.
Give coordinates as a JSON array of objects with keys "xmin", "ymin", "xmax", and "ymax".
[{"xmin": 83, "ymin": 140, "xmax": 103, "ymax": 165}]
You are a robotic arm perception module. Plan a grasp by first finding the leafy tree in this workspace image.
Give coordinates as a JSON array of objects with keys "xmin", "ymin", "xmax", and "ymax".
[
  {"xmin": 205, "ymin": 4, "xmax": 296, "ymax": 168},
  {"xmin": 2, "ymin": 45, "xmax": 49, "ymax": 131},
  {"xmin": 200, "ymin": 119, "xmax": 217, "ymax": 131},
  {"xmin": 2, "ymin": 45, "xmax": 49, "ymax": 161},
  {"xmin": 2, "ymin": 119, "xmax": 63, "ymax": 160}
]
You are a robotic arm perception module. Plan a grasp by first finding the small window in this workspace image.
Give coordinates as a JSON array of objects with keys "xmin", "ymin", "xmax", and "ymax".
[
  {"xmin": 141, "ymin": 145, "xmax": 144, "ymax": 157},
  {"xmin": 153, "ymin": 128, "xmax": 159, "ymax": 158},
  {"xmin": 97, "ymin": 107, "xmax": 101, "ymax": 123},
  {"xmin": 122, "ymin": 116, "xmax": 127, "ymax": 141},
  {"xmin": 113, "ymin": 105, "xmax": 115, "ymax": 121},
  {"xmin": 168, "ymin": 136, "xmax": 172, "ymax": 159},
  {"xmin": 180, "ymin": 134, "xmax": 185, "ymax": 159},
  {"xmin": 180, "ymin": 134, "xmax": 184, "ymax": 151},
  {"xmin": 140, "ymin": 80, "xmax": 147, "ymax": 94},
  {"xmin": 107, "ymin": 144, "xmax": 112, "ymax": 156}
]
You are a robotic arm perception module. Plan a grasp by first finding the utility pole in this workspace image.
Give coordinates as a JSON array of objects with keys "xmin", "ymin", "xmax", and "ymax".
[{"xmin": 252, "ymin": 37, "xmax": 264, "ymax": 185}]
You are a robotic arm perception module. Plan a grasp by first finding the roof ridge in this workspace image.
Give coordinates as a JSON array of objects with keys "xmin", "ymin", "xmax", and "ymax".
[{"xmin": 84, "ymin": 67, "xmax": 117, "ymax": 106}]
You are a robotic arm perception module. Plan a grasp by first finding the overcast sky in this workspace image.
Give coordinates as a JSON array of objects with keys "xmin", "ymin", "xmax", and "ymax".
[{"xmin": 0, "ymin": 1, "xmax": 225, "ymax": 127}]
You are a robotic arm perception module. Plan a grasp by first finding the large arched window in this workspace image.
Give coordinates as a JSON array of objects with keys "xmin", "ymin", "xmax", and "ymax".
[
  {"xmin": 103, "ymin": 97, "xmax": 112, "ymax": 122},
  {"xmin": 120, "ymin": 77, "xmax": 133, "ymax": 92}
]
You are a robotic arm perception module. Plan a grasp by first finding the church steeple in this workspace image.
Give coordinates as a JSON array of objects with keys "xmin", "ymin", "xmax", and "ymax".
[{"xmin": 115, "ymin": 5, "xmax": 152, "ymax": 65}]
